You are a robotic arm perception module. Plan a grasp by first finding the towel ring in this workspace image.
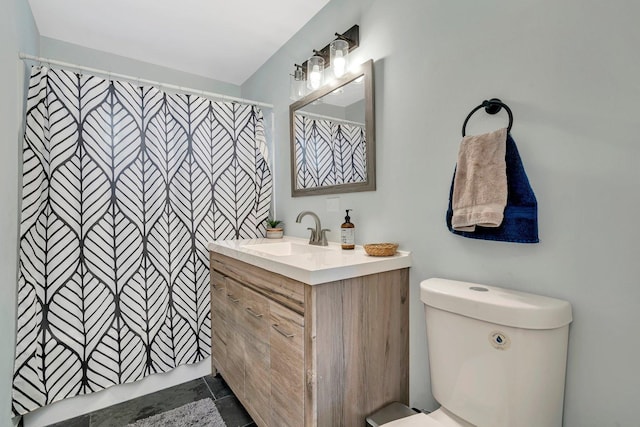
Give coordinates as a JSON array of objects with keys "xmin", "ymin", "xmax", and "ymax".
[{"xmin": 462, "ymin": 98, "xmax": 513, "ymax": 137}]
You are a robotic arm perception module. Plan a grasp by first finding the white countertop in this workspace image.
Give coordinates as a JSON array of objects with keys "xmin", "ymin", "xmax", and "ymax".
[{"xmin": 208, "ymin": 235, "xmax": 412, "ymax": 285}]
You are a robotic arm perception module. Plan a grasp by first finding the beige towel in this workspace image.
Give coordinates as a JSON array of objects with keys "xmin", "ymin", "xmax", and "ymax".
[{"xmin": 452, "ymin": 127, "xmax": 508, "ymax": 232}]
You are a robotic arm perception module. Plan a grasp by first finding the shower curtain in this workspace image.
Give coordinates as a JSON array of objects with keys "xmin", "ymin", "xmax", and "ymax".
[
  {"xmin": 12, "ymin": 66, "xmax": 272, "ymax": 416},
  {"xmin": 294, "ymin": 114, "xmax": 366, "ymax": 189}
]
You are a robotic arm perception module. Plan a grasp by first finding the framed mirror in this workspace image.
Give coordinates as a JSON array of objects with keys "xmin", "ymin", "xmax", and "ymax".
[{"xmin": 290, "ymin": 59, "xmax": 375, "ymax": 197}]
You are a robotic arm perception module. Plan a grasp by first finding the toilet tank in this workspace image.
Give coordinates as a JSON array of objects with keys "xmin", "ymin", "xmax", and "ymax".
[{"xmin": 421, "ymin": 278, "xmax": 572, "ymax": 427}]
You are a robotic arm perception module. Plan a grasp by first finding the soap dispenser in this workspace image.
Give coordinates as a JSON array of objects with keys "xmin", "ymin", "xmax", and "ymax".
[{"xmin": 341, "ymin": 209, "xmax": 355, "ymax": 250}]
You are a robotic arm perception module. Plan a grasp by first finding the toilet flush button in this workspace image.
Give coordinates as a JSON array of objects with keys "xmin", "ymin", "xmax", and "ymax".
[{"xmin": 489, "ymin": 330, "xmax": 511, "ymax": 350}]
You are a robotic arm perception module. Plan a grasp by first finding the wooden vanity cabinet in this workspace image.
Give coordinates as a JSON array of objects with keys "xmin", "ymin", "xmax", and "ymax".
[{"xmin": 210, "ymin": 251, "xmax": 409, "ymax": 427}]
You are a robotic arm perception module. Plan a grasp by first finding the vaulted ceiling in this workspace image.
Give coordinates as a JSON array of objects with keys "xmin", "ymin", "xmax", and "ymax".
[{"xmin": 28, "ymin": 0, "xmax": 330, "ymax": 85}]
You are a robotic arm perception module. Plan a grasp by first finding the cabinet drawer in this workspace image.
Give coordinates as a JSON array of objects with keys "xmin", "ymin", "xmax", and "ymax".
[
  {"xmin": 212, "ymin": 253, "xmax": 305, "ymax": 315},
  {"xmin": 270, "ymin": 301, "xmax": 304, "ymax": 427}
]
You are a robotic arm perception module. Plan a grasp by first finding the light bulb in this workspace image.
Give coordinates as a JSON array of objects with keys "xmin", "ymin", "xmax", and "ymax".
[
  {"xmin": 330, "ymin": 39, "xmax": 349, "ymax": 78},
  {"xmin": 310, "ymin": 65, "xmax": 322, "ymax": 89},
  {"xmin": 333, "ymin": 51, "xmax": 346, "ymax": 77},
  {"xmin": 307, "ymin": 56, "xmax": 324, "ymax": 90}
]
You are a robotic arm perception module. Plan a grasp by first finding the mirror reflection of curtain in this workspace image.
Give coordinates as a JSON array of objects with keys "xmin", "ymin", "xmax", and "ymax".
[
  {"xmin": 12, "ymin": 66, "xmax": 272, "ymax": 416},
  {"xmin": 294, "ymin": 114, "xmax": 366, "ymax": 189}
]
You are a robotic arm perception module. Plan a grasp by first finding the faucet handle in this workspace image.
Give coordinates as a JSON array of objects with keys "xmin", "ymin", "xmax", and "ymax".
[
  {"xmin": 319, "ymin": 228, "xmax": 330, "ymax": 246},
  {"xmin": 307, "ymin": 227, "xmax": 317, "ymax": 244}
]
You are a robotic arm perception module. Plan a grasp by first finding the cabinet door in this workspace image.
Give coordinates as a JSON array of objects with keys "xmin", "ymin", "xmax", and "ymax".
[
  {"xmin": 269, "ymin": 301, "xmax": 305, "ymax": 427},
  {"xmin": 241, "ymin": 285, "xmax": 271, "ymax": 427},
  {"xmin": 211, "ymin": 271, "xmax": 228, "ymax": 374},
  {"xmin": 225, "ymin": 278, "xmax": 245, "ymax": 398}
]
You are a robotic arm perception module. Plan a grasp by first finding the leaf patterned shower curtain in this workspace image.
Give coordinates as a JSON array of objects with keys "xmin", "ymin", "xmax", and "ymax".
[
  {"xmin": 12, "ymin": 66, "xmax": 272, "ymax": 416},
  {"xmin": 293, "ymin": 114, "xmax": 366, "ymax": 189}
]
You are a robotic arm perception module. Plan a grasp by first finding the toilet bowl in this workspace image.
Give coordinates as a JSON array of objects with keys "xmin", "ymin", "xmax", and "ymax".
[{"xmin": 381, "ymin": 278, "xmax": 572, "ymax": 427}]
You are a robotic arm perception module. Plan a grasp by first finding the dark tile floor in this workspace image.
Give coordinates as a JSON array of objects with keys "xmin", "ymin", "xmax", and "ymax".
[{"xmin": 45, "ymin": 375, "xmax": 255, "ymax": 427}]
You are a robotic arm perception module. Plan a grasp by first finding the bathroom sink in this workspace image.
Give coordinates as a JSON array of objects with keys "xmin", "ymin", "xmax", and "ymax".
[
  {"xmin": 242, "ymin": 241, "xmax": 332, "ymax": 256},
  {"xmin": 209, "ymin": 236, "xmax": 412, "ymax": 285}
]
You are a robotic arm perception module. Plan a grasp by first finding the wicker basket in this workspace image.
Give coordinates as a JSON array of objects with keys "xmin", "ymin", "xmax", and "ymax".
[{"xmin": 363, "ymin": 243, "xmax": 399, "ymax": 257}]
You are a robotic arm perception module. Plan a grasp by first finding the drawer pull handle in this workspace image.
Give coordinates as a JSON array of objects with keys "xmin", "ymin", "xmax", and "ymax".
[
  {"xmin": 246, "ymin": 307, "xmax": 263, "ymax": 318},
  {"xmin": 227, "ymin": 294, "xmax": 240, "ymax": 303},
  {"xmin": 272, "ymin": 324, "xmax": 294, "ymax": 338}
]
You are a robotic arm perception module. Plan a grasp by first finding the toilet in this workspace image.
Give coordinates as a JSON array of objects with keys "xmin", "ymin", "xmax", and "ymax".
[{"xmin": 382, "ymin": 278, "xmax": 572, "ymax": 427}]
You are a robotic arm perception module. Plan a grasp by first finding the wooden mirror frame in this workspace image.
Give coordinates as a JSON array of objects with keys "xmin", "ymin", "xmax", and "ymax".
[{"xmin": 289, "ymin": 59, "xmax": 375, "ymax": 197}]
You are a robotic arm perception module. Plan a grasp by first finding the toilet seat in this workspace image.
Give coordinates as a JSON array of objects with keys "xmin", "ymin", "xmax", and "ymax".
[{"xmin": 380, "ymin": 413, "xmax": 444, "ymax": 427}]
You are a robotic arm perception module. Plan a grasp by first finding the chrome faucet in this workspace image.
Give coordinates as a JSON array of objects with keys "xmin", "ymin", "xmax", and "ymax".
[{"xmin": 295, "ymin": 211, "xmax": 330, "ymax": 246}]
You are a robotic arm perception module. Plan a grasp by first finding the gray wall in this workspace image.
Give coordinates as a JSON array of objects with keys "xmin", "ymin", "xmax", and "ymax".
[
  {"xmin": 346, "ymin": 98, "xmax": 365, "ymax": 123},
  {"xmin": 40, "ymin": 37, "xmax": 241, "ymax": 96},
  {"xmin": 1, "ymin": 0, "xmax": 39, "ymax": 426},
  {"xmin": 242, "ymin": 1, "xmax": 640, "ymax": 426}
]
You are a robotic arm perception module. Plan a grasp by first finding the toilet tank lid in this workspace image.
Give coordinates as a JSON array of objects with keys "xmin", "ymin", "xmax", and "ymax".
[{"xmin": 420, "ymin": 278, "xmax": 573, "ymax": 329}]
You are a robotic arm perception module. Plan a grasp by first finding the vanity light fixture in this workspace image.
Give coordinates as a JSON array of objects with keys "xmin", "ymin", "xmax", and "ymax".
[{"xmin": 292, "ymin": 24, "xmax": 359, "ymax": 93}]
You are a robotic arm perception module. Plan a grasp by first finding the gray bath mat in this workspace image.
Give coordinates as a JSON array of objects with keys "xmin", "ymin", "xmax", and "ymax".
[{"xmin": 127, "ymin": 398, "xmax": 226, "ymax": 427}]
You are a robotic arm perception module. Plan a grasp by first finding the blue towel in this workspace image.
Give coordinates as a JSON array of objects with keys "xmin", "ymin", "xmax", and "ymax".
[{"xmin": 446, "ymin": 134, "xmax": 539, "ymax": 243}]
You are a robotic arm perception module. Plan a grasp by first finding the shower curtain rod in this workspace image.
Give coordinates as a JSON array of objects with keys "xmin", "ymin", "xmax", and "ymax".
[{"xmin": 18, "ymin": 52, "xmax": 274, "ymax": 109}]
